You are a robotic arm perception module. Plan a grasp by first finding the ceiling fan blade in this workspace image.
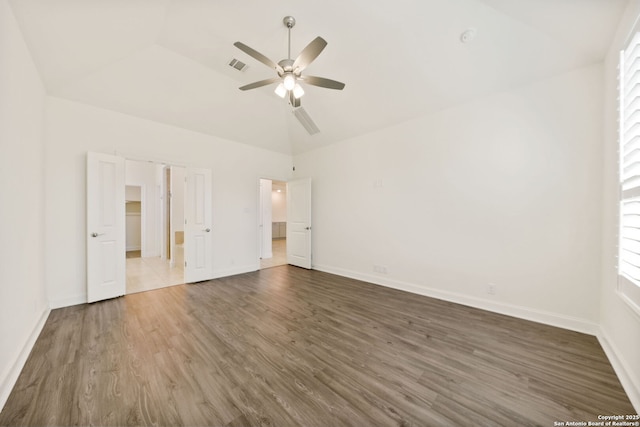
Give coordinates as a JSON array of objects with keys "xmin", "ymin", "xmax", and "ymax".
[
  {"xmin": 292, "ymin": 37, "xmax": 327, "ymax": 72},
  {"xmin": 239, "ymin": 77, "xmax": 280, "ymax": 91},
  {"xmin": 234, "ymin": 42, "xmax": 283, "ymax": 73},
  {"xmin": 300, "ymin": 75, "xmax": 345, "ymax": 90},
  {"xmin": 293, "ymin": 106, "xmax": 320, "ymax": 135},
  {"xmin": 289, "ymin": 91, "xmax": 301, "ymax": 108}
]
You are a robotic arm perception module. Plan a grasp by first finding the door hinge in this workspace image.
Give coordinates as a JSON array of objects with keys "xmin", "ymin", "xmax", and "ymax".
[{"xmin": 185, "ymin": 261, "xmax": 187, "ymax": 267}]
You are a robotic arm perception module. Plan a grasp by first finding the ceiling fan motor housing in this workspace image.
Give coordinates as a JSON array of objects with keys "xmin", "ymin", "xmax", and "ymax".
[{"xmin": 278, "ymin": 59, "xmax": 296, "ymax": 75}]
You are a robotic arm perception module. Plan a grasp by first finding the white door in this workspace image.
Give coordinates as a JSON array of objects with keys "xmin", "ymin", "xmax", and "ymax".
[
  {"xmin": 87, "ymin": 152, "xmax": 126, "ymax": 303},
  {"xmin": 287, "ymin": 178, "xmax": 312, "ymax": 269},
  {"xmin": 184, "ymin": 167, "xmax": 213, "ymax": 283}
]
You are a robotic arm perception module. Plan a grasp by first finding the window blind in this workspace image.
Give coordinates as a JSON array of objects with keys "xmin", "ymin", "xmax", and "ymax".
[{"xmin": 619, "ymin": 32, "xmax": 640, "ymax": 314}]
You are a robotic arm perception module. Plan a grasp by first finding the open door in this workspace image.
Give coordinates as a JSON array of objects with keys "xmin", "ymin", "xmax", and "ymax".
[
  {"xmin": 87, "ymin": 152, "xmax": 126, "ymax": 303},
  {"xmin": 287, "ymin": 178, "xmax": 312, "ymax": 269},
  {"xmin": 184, "ymin": 167, "xmax": 213, "ymax": 283}
]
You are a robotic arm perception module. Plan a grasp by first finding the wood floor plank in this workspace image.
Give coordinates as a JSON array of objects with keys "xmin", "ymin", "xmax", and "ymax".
[{"xmin": 0, "ymin": 266, "xmax": 636, "ymax": 426}]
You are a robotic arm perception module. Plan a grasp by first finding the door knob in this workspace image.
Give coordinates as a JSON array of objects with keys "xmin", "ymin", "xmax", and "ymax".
[
  {"xmin": 91, "ymin": 232, "xmax": 105, "ymax": 238},
  {"xmin": 305, "ymin": 227, "xmax": 311, "ymax": 230},
  {"xmin": 204, "ymin": 228, "xmax": 211, "ymax": 232}
]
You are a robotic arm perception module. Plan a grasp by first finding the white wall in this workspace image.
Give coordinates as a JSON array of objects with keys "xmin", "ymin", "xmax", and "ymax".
[
  {"xmin": 272, "ymin": 185, "xmax": 287, "ymax": 223},
  {"xmin": 125, "ymin": 185, "xmax": 141, "ymax": 201},
  {"xmin": 44, "ymin": 97, "xmax": 292, "ymax": 308},
  {"xmin": 294, "ymin": 64, "xmax": 604, "ymax": 334},
  {"xmin": 600, "ymin": 0, "xmax": 640, "ymax": 411},
  {"xmin": 0, "ymin": 0, "xmax": 49, "ymax": 410}
]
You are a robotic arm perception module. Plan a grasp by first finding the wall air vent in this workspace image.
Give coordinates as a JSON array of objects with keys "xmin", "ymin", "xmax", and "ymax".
[
  {"xmin": 293, "ymin": 107, "xmax": 320, "ymax": 135},
  {"xmin": 228, "ymin": 58, "xmax": 248, "ymax": 72}
]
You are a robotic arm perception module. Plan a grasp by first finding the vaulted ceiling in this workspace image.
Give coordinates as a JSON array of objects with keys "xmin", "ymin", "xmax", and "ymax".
[{"xmin": 8, "ymin": 0, "xmax": 628, "ymax": 154}]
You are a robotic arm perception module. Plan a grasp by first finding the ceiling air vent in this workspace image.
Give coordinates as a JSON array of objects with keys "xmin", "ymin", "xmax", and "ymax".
[
  {"xmin": 293, "ymin": 107, "xmax": 320, "ymax": 135},
  {"xmin": 228, "ymin": 58, "xmax": 248, "ymax": 72}
]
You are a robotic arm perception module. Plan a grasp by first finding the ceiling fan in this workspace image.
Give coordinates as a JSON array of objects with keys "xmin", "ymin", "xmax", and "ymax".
[{"xmin": 233, "ymin": 16, "xmax": 345, "ymax": 133}]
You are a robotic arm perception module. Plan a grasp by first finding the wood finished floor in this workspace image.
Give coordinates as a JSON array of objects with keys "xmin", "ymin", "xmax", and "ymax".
[{"xmin": 0, "ymin": 266, "xmax": 635, "ymax": 426}]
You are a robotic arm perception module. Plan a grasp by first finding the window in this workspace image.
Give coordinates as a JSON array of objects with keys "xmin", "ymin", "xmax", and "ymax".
[{"xmin": 618, "ymin": 32, "xmax": 640, "ymax": 316}]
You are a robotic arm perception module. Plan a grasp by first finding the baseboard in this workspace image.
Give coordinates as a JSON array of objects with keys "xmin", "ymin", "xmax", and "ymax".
[
  {"xmin": 126, "ymin": 246, "xmax": 141, "ymax": 251},
  {"xmin": 49, "ymin": 293, "xmax": 86, "ymax": 309},
  {"xmin": 312, "ymin": 264, "xmax": 598, "ymax": 336},
  {"xmin": 0, "ymin": 306, "xmax": 50, "ymax": 412},
  {"xmin": 598, "ymin": 329, "xmax": 640, "ymax": 413}
]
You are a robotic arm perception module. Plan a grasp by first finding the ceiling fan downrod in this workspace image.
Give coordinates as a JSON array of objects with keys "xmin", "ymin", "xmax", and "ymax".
[{"xmin": 283, "ymin": 16, "xmax": 296, "ymax": 61}]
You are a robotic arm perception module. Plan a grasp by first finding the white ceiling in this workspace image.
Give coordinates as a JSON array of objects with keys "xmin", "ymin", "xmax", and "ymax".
[{"xmin": 8, "ymin": 0, "xmax": 628, "ymax": 154}]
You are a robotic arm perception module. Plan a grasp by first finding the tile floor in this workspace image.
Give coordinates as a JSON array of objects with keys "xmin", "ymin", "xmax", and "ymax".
[
  {"xmin": 126, "ymin": 238, "xmax": 285, "ymax": 293},
  {"xmin": 126, "ymin": 252, "xmax": 184, "ymax": 294},
  {"xmin": 260, "ymin": 238, "xmax": 287, "ymax": 269}
]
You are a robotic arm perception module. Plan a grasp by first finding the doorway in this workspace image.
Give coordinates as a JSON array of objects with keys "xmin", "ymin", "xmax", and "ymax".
[
  {"xmin": 259, "ymin": 179, "xmax": 287, "ymax": 269},
  {"xmin": 124, "ymin": 160, "xmax": 184, "ymax": 294},
  {"xmin": 87, "ymin": 152, "xmax": 214, "ymax": 302}
]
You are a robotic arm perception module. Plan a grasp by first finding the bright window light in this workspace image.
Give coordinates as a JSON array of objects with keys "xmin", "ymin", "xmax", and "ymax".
[{"xmin": 618, "ymin": 31, "xmax": 640, "ymax": 316}]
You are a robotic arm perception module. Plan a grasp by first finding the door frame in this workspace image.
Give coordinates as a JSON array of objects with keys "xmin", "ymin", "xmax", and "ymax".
[{"xmin": 256, "ymin": 176, "xmax": 289, "ymax": 269}]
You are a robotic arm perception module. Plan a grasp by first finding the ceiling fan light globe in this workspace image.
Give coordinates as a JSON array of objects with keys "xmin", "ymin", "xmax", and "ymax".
[
  {"xmin": 283, "ymin": 73, "xmax": 296, "ymax": 90},
  {"xmin": 275, "ymin": 83, "xmax": 287, "ymax": 98},
  {"xmin": 293, "ymin": 83, "xmax": 305, "ymax": 99}
]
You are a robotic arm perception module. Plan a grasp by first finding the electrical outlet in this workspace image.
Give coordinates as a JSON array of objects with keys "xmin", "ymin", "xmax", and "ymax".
[
  {"xmin": 487, "ymin": 283, "xmax": 496, "ymax": 295},
  {"xmin": 373, "ymin": 265, "xmax": 389, "ymax": 274}
]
